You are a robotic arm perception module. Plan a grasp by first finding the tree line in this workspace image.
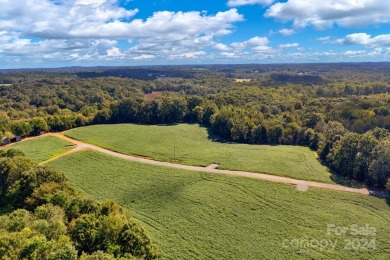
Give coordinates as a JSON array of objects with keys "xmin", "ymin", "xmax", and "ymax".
[
  {"xmin": 0, "ymin": 149, "xmax": 160, "ymax": 259},
  {"xmin": 1, "ymin": 93, "xmax": 390, "ymax": 189},
  {"xmin": 1, "ymin": 67, "xmax": 390, "ymax": 191}
]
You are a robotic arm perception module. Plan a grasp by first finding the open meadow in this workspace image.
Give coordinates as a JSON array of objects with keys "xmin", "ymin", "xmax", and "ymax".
[
  {"xmin": 49, "ymin": 150, "xmax": 390, "ymax": 260},
  {"xmin": 3, "ymin": 136, "xmax": 74, "ymax": 163},
  {"xmin": 64, "ymin": 124, "xmax": 334, "ymax": 183}
]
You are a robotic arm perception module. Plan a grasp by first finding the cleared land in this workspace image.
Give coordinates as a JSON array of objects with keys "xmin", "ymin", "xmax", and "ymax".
[
  {"xmin": 65, "ymin": 124, "xmax": 333, "ymax": 183},
  {"xmin": 3, "ymin": 136, "xmax": 74, "ymax": 163},
  {"xmin": 235, "ymin": 78, "xmax": 252, "ymax": 82},
  {"xmin": 49, "ymin": 150, "xmax": 390, "ymax": 260}
]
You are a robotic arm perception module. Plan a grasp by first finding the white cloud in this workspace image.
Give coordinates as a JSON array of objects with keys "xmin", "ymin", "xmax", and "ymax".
[
  {"xmin": 265, "ymin": 0, "xmax": 390, "ymax": 29},
  {"xmin": 213, "ymin": 43, "xmax": 232, "ymax": 52},
  {"xmin": 232, "ymin": 36, "xmax": 270, "ymax": 49},
  {"xmin": 0, "ymin": 1, "xmax": 243, "ymax": 40},
  {"xmin": 2, "ymin": 0, "xmax": 389, "ymax": 66},
  {"xmin": 171, "ymin": 51, "xmax": 206, "ymax": 59},
  {"xmin": 0, "ymin": 31, "xmax": 121, "ymax": 64},
  {"xmin": 221, "ymin": 52, "xmax": 240, "ymax": 58},
  {"xmin": 337, "ymin": 33, "xmax": 390, "ymax": 46},
  {"xmin": 344, "ymin": 50, "xmax": 365, "ymax": 56},
  {"xmin": 132, "ymin": 54, "xmax": 155, "ymax": 60},
  {"xmin": 230, "ymin": 36, "xmax": 273, "ymax": 55},
  {"xmin": 75, "ymin": 0, "xmax": 107, "ymax": 6},
  {"xmin": 106, "ymin": 47, "xmax": 125, "ymax": 57},
  {"xmin": 117, "ymin": 9, "xmax": 238, "ymax": 40},
  {"xmin": 279, "ymin": 43, "xmax": 299, "ymax": 48},
  {"xmin": 246, "ymin": 37, "xmax": 270, "ymax": 46},
  {"xmin": 115, "ymin": 9, "xmax": 243, "ymax": 42},
  {"xmin": 200, "ymin": 36, "xmax": 275, "ymax": 60},
  {"xmin": 318, "ymin": 36, "xmax": 331, "ymax": 42},
  {"xmin": 0, "ymin": 32, "xmax": 97, "ymax": 56},
  {"xmin": 0, "ymin": 2, "xmax": 245, "ymax": 63},
  {"xmin": 279, "ymin": 29, "xmax": 295, "ymax": 36},
  {"xmin": 0, "ymin": 0, "xmax": 138, "ymax": 38},
  {"xmin": 337, "ymin": 33, "xmax": 371, "ymax": 45},
  {"xmin": 227, "ymin": 0, "xmax": 274, "ymax": 7},
  {"xmin": 252, "ymin": 45, "xmax": 272, "ymax": 52}
]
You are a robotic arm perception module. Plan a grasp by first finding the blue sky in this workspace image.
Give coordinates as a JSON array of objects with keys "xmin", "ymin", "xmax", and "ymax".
[{"xmin": 0, "ymin": 0, "xmax": 390, "ymax": 68}]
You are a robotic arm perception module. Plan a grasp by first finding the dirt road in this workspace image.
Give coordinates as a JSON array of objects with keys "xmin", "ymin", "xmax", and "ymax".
[{"xmin": 10, "ymin": 133, "xmax": 390, "ymax": 197}]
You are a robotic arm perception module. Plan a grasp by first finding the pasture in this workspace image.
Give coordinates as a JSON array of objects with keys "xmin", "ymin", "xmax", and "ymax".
[
  {"xmin": 3, "ymin": 136, "xmax": 74, "ymax": 163},
  {"xmin": 65, "ymin": 124, "xmax": 333, "ymax": 183},
  {"xmin": 49, "ymin": 150, "xmax": 390, "ymax": 260}
]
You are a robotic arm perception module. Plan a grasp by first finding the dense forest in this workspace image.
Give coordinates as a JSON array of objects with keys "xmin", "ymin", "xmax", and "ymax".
[
  {"xmin": 0, "ymin": 63, "xmax": 390, "ymax": 187},
  {"xmin": 0, "ymin": 149, "xmax": 160, "ymax": 259},
  {"xmin": 1, "ymin": 63, "xmax": 390, "ymax": 258},
  {"xmin": 0, "ymin": 64, "xmax": 389, "ymax": 188}
]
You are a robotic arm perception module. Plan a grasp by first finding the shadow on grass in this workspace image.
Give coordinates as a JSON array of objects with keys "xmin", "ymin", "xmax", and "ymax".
[
  {"xmin": 156, "ymin": 123, "xmax": 180, "ymax": 126},
  {"xmin": 194, "ymin": 124, "xmax": 389, "ymax": 199},
  {"xmin": 329, "ymin": 169, "xmax": 389, "ymax": 198},
  {"xmin": 206, "ymin": 127, "xmax": 228, "ymax": 143},
  {"xmin": 205, "ymin": 125, "xmax": 287, "ymax": 147},
  {"xmin": 205, "ymin": 126, "xmax": 272, "ymax": 145},
  {"xmin": 370, "ymin": 189, "xmax": 389, "ymax": 198}
]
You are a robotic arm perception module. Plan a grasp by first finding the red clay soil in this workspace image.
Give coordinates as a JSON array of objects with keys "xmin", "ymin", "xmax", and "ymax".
[{"xmin": 144, "ymin": 91, "xmax": 164, "ymax": 100}]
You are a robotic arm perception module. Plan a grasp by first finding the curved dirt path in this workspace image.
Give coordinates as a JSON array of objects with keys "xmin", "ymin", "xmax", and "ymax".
[{"xmin": 12, "ymin": 133, "xmax": 390, "ymax": 197}]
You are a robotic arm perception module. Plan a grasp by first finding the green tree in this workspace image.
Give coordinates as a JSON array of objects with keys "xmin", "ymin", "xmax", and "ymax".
[
  {"xmin": 110, "ymin": 98, "xmax": 142, "ymax": 123},
  {"xmin": 268, "ymin": 125, "xmax": 283, "ymax": 144},
  {"xmin": 158, "ymin": 97, "xmax": 187, "ymax": 123},
  {"xmin": 250, "ymin": 125, "xmax": 263, "ymax": 144},
  {"xmin": 283, "ymin": 122, "xmax": 300, "ymax": 144},
  {"xmin": 302, "ymin": 112, "xmax": 324, "ymax": 129},
  {"xmin": 70, "ymin": 214, "xmax": 102, "ymax": 254},
  {"xmin": 202, "ymin": 102, "xmax": 218, "ymax": 126},
  {"xmin": 368, "ymin": 150, "xmax": 390, "ymax": 187},
  {"xmin": 318, "ymin": 121, "xmax": 347, "ymax": 161},
  {"xmin": 11, "ymin": 122, "xmax": 33, "ymax": 137},
  {"xmin": 366, "ymin": 127, "xmax": 390, "ymax": 141},
  {"xmin": 0, "ymin": 153, "xmax": 34, "ymax": 204},
  {"xmin": 192, "ymin": 106, "xmax": 204, "ymax": 123},
  {"xmin": 0, "ymin": 112, "xmax": 10, "ymax": 132},
  {"xmin": 367, "ymin": 138, "xmax": 390, "ymax": 187},
  {"xmin": 93, "ymin": 109, "xmax": 112, "ymax": 124},
  {"xmin": 8, "ymin": 166, "xmax": 65, "ymax": 207},
  {"xmin": 333, "ymin": 134, "xmax": 378, "ymax": 180},
  {"xmin": 31, "ymin": 118, "xmax": 49, "ymax": 135}
]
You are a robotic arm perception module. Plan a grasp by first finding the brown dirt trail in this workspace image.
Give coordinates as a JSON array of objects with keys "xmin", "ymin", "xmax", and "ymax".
[{"xmin": 6, "ymin": 132, "xmax": 388, "ymax": 198}]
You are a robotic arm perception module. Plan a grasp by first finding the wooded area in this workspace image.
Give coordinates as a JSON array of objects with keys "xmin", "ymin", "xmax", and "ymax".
[
  {"xmin": 0, "ymin": 149, "xmax": 159, "ymax": 259},
  {"xmin": 1, "ymin": 64, "xmax": 390, "ymax": 258},
  {"xmin": 1, "ymin": 64, "xmax": 389, "ymax": 188}
]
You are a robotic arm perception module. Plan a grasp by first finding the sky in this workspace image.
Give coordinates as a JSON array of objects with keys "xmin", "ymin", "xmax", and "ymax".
[{"xmin": 0, "ymin": 0, "xmax": 390, "ymax": 68}]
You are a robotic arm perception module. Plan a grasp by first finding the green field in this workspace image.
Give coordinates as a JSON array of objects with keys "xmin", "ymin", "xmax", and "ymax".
[
  {"xmin": 49, "ymin": 150, "xmax": 390, "ymax": 260},
  {"xmin": 4, "ymin": 136, "xmax": 74, "ymax": 163},
  {"xmin": 65, "ymin": 124, "xmax": 333, "ymax": 183}
]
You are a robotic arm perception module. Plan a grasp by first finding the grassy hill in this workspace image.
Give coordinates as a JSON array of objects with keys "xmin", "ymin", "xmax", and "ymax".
[
  {"xmin": 3, "ymin": 136, "xmax": 73, "ymax": 163},
  {"xmin": 65, "ymin": 124, "xmax": 333, "ymax": 183},
  {"xmin": 49, "ymin": 150, "xmax": 390, "ymax": 260}
]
